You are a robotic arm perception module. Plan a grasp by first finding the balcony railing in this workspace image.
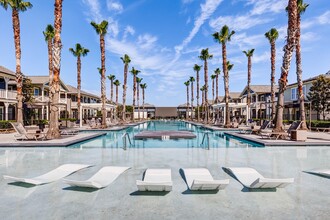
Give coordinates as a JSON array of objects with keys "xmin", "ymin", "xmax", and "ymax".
[{"xmin": 0, "ymin": 89, "xmax": 17, "ymax": 99}]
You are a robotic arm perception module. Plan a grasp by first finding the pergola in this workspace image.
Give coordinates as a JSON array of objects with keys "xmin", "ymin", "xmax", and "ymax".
[
  {"xmin": 79, "ymin": 103, "xmax": 116, "ymax": 127},
  {"xmin": 212, "ymin": 102, "xmax": 248, "ymax": 125}
]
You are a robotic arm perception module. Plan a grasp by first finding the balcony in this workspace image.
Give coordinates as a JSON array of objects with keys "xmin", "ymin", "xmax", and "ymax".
[{"xmin": 0, "ymin": 89, "xmax": 17, "ymax": 100}]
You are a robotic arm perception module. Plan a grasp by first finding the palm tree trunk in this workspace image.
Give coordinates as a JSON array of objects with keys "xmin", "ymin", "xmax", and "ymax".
[
  {"xmin": 247, "ymin": 57, "xmax": 251, "ymax": 107},
  {"xmin": 12, "ymin": 8, "xmax": 23, "ymax": 124},
  {"xmin": 215, "ymin": 74, "xmax": 219, "ymax": 103},
  {"xmin": 47, "ymin": 0, "xmax": 63, "ymax": 139},
  {"xmin": 212, "ymin": 78, "xmax": 215, "ymax": 103},
  {"xmin": 270, "ymin": 40, "xmax": 276, "ymax": 120},
  {"xmin": 191, "ymin": 82, "xmax": 194, "ymax": 120},
  {"xmin": 115, "ymin": 85, "xmax": 119, "ymax": 121},
  {"xmin": 110, "ymin": 79, "xmax": 114, "ymax": 102},
  {"xmin": 296, "ymin": 14, "xmax": 307, "ymax": 129},
  {"xmin": 186, "ymin": 86, "xmax": 189, "ymax": 119},
  {"xmin": 196, "ymin": 71, "xmax": 200, "ymax": 122},
  {"xmin": 222, "ymin": 43, "xmax": 230, "ymax": 128},
  {"xmin": 137, "ymin": 83, "xmax": 140, "ymax": 120},
  {"xmin": 132, "ymin": 75, "xmax": 136, "ymax": 121},
  {"xmin": 204, "ymin": 61, "xmax": 209, "ymax": 123},
  {"xmin": 48, "ymin": 38, "xmax": 53, "ymax": 104},
  {"xmin": 122, "ymin": 64, "xmax": 128, "ymax": 121},
  {"xmin": 274, "ymin": 0, "xmax": 297, "ymax": 132},
  {"xmin": 77, "ymin": 55, "xmax": 81, "ymax": 121},
  {"xmin": 142, "ymin": 88, "xmax": 145, "ymax": 119},
  {"xmin": 100, "ymin": 35, "xmax": 106, "ymax": 128}
]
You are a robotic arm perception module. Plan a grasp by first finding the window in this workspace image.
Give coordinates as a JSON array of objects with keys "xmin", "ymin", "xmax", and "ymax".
[
  {"xmin": 291, "ymin": 86, "xmax": 307, "ymax": 100},
  {"xmin": 34, "ymin": 88, "xmax": 40, "ymax": 96}
]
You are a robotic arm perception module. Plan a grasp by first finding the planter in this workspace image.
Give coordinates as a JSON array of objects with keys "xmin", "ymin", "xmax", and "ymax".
[{"xmin": 291, "ymin": 130, "xmax": 307, "ymax": 141}]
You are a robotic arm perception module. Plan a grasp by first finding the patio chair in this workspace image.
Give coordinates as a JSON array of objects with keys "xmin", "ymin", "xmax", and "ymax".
[
  {"xmin": 63, "ymin": 166, "xmax": 130, "ymax": 189},
  {"xmin": 303, "ymin": 169, "xmax": 330, "ymax": 178},
  {"xmin": 239, "ymin": 120, "xmax": 270, "ymax": 134},
  {"xmin": 60, "ymin": 129, "xmax": 79, "ymax": 136},
  {"xmin": 10, "ymin": 122, "xmax": 46, "ymax": 141},
  {"xmin": 260, "ymin": 121, "xmax": 302, "ymax": 140},
  {"xmin": 182, "ymin": 168, "xmax": 229, "ymax": 191},
  {"xmin": 223, "ymin": 167, "xmax": 294, "ymax": 189},
  {"xmin": 3, "ymin": 164, "xmax": 92, "ymax": 185},
  {"xmin": 136, "ymin": 169, "xmax": 172, "ymax": 191}
]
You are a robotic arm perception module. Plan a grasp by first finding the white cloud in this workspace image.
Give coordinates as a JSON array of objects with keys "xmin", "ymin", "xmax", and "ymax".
[
  {"xmin": 301, "ymin": 32, "xmax": 318, "ymax": 42},
  {"xmin": 107, "ymin": 17, "xmax": 119, "ymax": 37},
  {"xmin": 137, "ymin": 34, "xmax": 158, "ymax": 49},
  {"xmin": 252, "ymin": 51, "xmax": 270, "ymax": 63},
  {"xmin": 317, "ymin": 10, "xmax": 330, "ymax": 25},
  {"xmin": 123, "ymin": 26, "xmax": 135, "ymax": 41},
  {"xmin": 107, "ymin": 0, "xmax": 123, "ymax": 13},
  {"xmin": 182, "ymin": 0, "xmax": 194, "ymax": 4},
  {"xmin": 82, "ymin": 0, "xmax": 102, "ymax": 22},
  {"xmin": 247, "ymin": 0, "xmax": 287, "ymax": 15}
]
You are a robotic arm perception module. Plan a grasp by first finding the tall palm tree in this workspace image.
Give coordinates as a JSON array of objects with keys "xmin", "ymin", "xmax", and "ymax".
[
  {"xmin": 69, "ymin": 43, "xmax": 89, "ymax": 123},
  {"xmin": 136, "ymin": 77, "xmax": 143, "ymax": 120},
  {"xmin": 296, "ymin": 0, "xmax": 309, "ymax": 130},
  {"xmin": 265, "ymin": 28, "xmax": 279, "ymax": 120},
  {"xmin": 211, "ymin": 74, "xmax": 216, "ymax": 103},
  {"xmin": 120, "ymin": 54, "xmax": 131, "ymax": 121},
  {"xmin": 193, "ymin": 64, "xmax": 202, "ymax": 122},
  {"xmin": 200, "ymin": 85, "xmax": 206, "ymax": 120},
  {"xmin": 274, "ymin": 0, "xmax": 298, "ymax": 132},
  {"xmin": 91, "ymin": 20, "xmax": 108, "ymax": 128},
  {"xmin": 214, "ymin": 68, "xmax": 221, "ymax": 103},
  {"xmin": 198, "ymin": 48, "xmax": 213, "ymax": 123},
  {"xmin": 0, "ymin": 0, "xmax": 33, "ymax": 124},
  {"xmin": 243, "ymin": 49, "xmax": 255, "ymax": 122},
  {"xmin": 47, "ymin": 0, "xmax": 62, "ymax": 139},
  {"xmin": 184, "ymin": 81, "xmax": 190, "ymax": 119},
  {"xmin": 130, "ymin": 67, "xmax": 140, "ymax": 121},
  {"xmin": 213, "ymin": 25, "xmax": 235, "ymax": 128},
  {"xmin": 43, "ymin": 24, "xmax": 55, "ymax": 102},
  {"xmin": 113, "ymin": 79, "xmax": 120, "ymax": 120},
  {"xmin": 140, "ymin": 83, "xmax": 147, "ymax": 119},
  {"xmin": 107, "ymin": 74, "xmax": 116, "ymax": 103},
  {"xmin": 189, "ymin": 76, "xmax": 195, "ymax": 120}
]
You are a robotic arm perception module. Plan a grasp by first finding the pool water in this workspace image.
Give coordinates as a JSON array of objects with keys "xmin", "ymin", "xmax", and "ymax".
[{"xmin": 70, "ymin": 120, "xmax": 263, "ymax": 149}]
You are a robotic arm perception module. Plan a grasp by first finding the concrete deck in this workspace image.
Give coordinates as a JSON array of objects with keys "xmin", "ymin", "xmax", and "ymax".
[
  {"xmin": 0, "ymin": 147, "xmax": 329, "ymax": 219},
  {"xmin": 134, "ymin": 130, "xmax": 196, "ymax": 140}
]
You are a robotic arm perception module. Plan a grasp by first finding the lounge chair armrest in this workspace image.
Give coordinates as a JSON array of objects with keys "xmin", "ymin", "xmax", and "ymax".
[
  {"xmin": 250, "ymin": 177, "xmax": 294, "ymax": 188},
  {"xmin": 191, "ymin": 179, "xmax": 230, "ymax": 190},
  {"xmin": 136, "ymin": 180, "xmax": 172, "ymax": 191}
]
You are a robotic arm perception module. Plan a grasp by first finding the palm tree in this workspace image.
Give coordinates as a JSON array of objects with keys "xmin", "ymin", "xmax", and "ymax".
[
  {"xmin": 200, "ymin": 85, "xmax": 206, "ymax": 120},
  {"xmin": 296, "ymin": 0, "xmax": 309, "ymax": 130},
  {"xmin": 198, "ymin": 48, "xmax": 213, "ymax": 123},
  {"xmin": 43, "ymin": 24, "xmax": 55, "ymax": 102},
  {"xmin": 274, "ymin": 0, "xmax": 298, "ymax": 132},
  {"xmin": 113, "ymin": 79, "xmax": 120, "ymax": 120},
  {"xmin": 47, "ymin": 0, "xmax": 62, "ymax": 139},
  {"xmin": 69, "ymin": 43, "xmax": 89, "ymax": 123},
  {"xmin": 0, "ymin": 0, "xmax": 33, "ymax": 124},
  {"xmin": 140, "ymin": 83, "xmax": 147, "ymax": 119},
  {"xmin": 120, "ymin": 54, "xmax": 131, "ymax": 121},
  {"xmin": 193, "ymin": 64, "xmax": 202, "ymax": 121},
  {"xmin": 184, "ymin": 81, "xmax": 190, "ymax": 119},
  {"xmin": 136, "ymin": 77, "xmax": 143, "ymax": 120},
  {"xmin": 189, "ymin": 76, "xmax": 195, "ymax": 120},
  {"xmin": 130, "ymin": 67, "xmax": 140, "ymax": 121},
  {"xmin": 265, "ymin": 28, "xmax": 279, "ymax": 120},
  {"xmin": 214, "ymin": 68, "xmax": 221, "ymax": 103},
  {"xmin": 91, "ymin": 20, "xmax": 108, "ymax": 128},
  {"xmin": 213, "ymin": 25, "xmax": 235, "ymax": 128},
  {"xmin": 107, "ymin": 74, "xmax": 116, "ymax": 103},
  {"xmin": 211, "ymin": 74, "xmax": 216, "ymax": 103},
  {"xmin": 243, "ymin": 49, "xmax": 255, "ymax": 122}
]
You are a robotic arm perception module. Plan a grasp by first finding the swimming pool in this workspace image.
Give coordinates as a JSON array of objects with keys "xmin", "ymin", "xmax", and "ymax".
[{"xmin": 70, "ymin": 120, "xmax": 263, "ymax": 149}]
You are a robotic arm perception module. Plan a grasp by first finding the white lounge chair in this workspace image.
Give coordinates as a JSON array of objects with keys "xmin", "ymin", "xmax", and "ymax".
[
  {"xmin": 136, "ymin": 169, "xmax": 172, "ymax": 191},
  {"xmin": 10, "ymin": 122, "xmax": 46, "ymax": 141},
  {"xmin": 3, "ymin": 164, "xmax": 92, "ymax": 185},
  {"xmin": 182, "ymin": 168, "xmax": 229, "ymax": 191},
  {"xmin": 304, "ymin": 169, "xmax": 330, "ymax": 178},
  {"xmin": 63, "ymin": 166, "xmax": 130, "ymax": 189},
  {"xmin": 224, "ymin": 167, "xmax": 294, "ymax": 189}
]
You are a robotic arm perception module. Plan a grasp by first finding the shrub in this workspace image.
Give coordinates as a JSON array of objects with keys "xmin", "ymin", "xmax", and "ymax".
[{"xmin": 0, "ymin": 121, "xmax": 14, "ymax": 129}]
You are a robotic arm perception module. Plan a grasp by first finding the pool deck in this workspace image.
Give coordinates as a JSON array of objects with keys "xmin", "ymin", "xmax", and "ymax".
[{"xmin": 134, "ymin": 130, "xmax": 196, "ymax": 140}]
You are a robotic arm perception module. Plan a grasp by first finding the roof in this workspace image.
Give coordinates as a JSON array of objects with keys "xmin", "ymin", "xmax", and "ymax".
[
  {"xmin": 178, "ymin": 103, "xmax": 190, "ymax": 108},
  {"xmin": 0, "ymin": 66, "xmax": 16, "ymax": 76},
  {"xmin": 155, "ymin": 107, "xmax": 178, "ymax": 117},
  {"xmin": 66, "ymin": 84, "xmax": 100, "ymax": 99},
  {"xmin": 240, "ymin": 85, "xmax": 279, "ymax": 97},
  {"xmin": 27, "ymin": 76, "xmax": 69, "ymax": 91},
  {"xmin": 287, "ymin": 72, "xmax": 330, "ymax": 87}
]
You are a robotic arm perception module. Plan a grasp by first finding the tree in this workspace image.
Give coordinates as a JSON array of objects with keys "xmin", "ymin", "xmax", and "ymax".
[
  {"xmin": 243, "ymin": 49, "xmax": 255, "ymax": 122},
  {"xmin": 295, "ymin": 0, "xmax": 309, "ymax": 129},
  {"xmin": 120, "ymin": 54, "xmax": 131, "ymax": 121},
  {"xmin": 136, "ymin": 77, "xmax": 143, "ymax": 120},
  {"xmin": 198, "ymin": 48, "xmax": 213, "ymax": 123},
  {"xmin": 47, "ymin": 0, "xmax": 62, "ymax": 139},
  {"xmin": 308, "ymin": 75, "xmax": 330, "ymax": 120},
  {"xmin": 107, "ymin": 74, "xmax": 116, "ymax": 103},
  {"xmin": 193, "ymin": 64, "xmax": 202, "ymax": 122},
  {"xmin": 213, "ymin": 25, "xmax": 235, "ymax": 128},
  {"xmin": 91, "ymin": 20, "xmax": 108, "ymax": 128},
  {"xmin": 69, "ymin": 43, "xmax": 89, "ymax": 122},
  {"xmin": 211, "ymin": 74, "xmax": 216, "ymax": 103},
  {"xmin": 214, "ymin": 68, "xmax": 221, "ymax": 103},
  {"xmin": 0, "ymin": 0, "xmax": 33, "ymax": 124},
  {"xmin": 140, "ymin": 83, "xmax": 147, "ymax": 119},
  {"xmin": 274, "ymin": 0, "xmax": 298, "ymax": 132},
  {"xmin": 113, "ymin": 79, "xmax": 120, "ymax": 120},
  {"xmin": 43, "ymin": 24, "xmax": 55, "ymax": 102},
  {"xmin": 265, "ymin": 28, "xmax": 279, "ymax": 120},
  {"xmin": 130, "ymin": 67, "xmax": 140, "ymax": 121},
  {"xmin": 200, "ymin": 85, "xmax": 206, "ymax": 120},
  {"xmin": 189, "ymin": 76, "xmax": 195, "ymax": 120},
  {"xmin": 184, "ymin": 81, "xmax": 190, "ymax": 120}
]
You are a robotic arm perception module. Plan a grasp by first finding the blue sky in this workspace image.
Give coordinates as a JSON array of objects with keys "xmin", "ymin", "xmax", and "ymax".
[{"xmin": 0, "ymin": 0, "xmax": 329, "ymax": 106}]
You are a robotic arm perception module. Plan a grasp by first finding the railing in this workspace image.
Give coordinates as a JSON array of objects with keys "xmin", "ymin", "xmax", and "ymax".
[
  {"xmin": 59, "ymin": 98, "xmax": 67, "ymax": 104},
  {"xmin": 122, "ymin": 132, "xmax": 132, "ymax": 150},
  {"xmin": 0, "ymin": 89, "xmax": 17, "ymax": 99},
  {"xmin": 200, "ymin": 131, "xmax": 210, "ymax": 150}
]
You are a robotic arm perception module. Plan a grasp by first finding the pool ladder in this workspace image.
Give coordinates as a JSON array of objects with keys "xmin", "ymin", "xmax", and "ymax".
[
  {"xmin": 200, "ymin": 132, "xmax": 210, "ymax": 150},
  {"xmin": 122, "ymin": 132, "xmax": 133, "ymax": 150}
]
